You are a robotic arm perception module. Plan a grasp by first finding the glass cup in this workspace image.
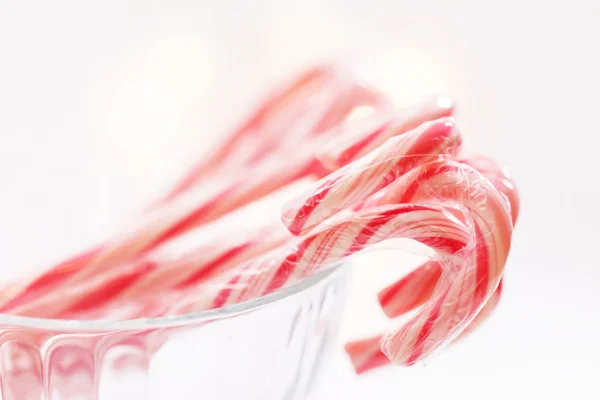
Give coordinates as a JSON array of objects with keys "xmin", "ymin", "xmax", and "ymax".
[{"xmin": 0, "ymin": 269, "xmax": 347, "ymax": 400}]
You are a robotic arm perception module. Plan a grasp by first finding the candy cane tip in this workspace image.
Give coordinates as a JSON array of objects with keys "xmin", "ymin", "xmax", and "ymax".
[{"xmin": 344, "ymin": 337, "xmax": 391, "ymax": 374}]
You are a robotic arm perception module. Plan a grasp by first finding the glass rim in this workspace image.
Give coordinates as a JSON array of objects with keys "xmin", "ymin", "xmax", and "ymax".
[{"xmin": 0, "ymin": 267, "xmax": 340, "ymax": 332}]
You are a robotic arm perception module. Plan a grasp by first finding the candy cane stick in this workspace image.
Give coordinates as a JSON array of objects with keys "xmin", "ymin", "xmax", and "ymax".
[
  {"xmin": 0, "ymin": 173, "xmax": 318, "ymax": 317},
  {"xmin": 317, "ymin": 95, "xmax": 455, "ymax": 171},
  {"xmin": 281, "ymin": 117, "xmax": 462, "ymax": 236},
  {"xmin": 162, "ymin": 65, "xmax": 339, "ymax": 196},
  {"xmin": 162, "ymin": 64, "xmax": 385, "ymax": 202},
  {"xmin": 2, "ymin": 217, "xmax": 290, "ymax": 318}
]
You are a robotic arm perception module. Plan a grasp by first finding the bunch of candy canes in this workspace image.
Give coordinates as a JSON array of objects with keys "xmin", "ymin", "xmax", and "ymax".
[{"xmin": 0, "ymin": 64, "xmax": 518, "ymax": 372}]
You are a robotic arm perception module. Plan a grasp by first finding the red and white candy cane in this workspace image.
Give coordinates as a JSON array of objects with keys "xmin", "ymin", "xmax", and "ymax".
[
  {"xmin": 162, "ymin": 64, "xmax": 387, "ymax": 202},
  {"xmin": 345, "ymin": 155, "xmax": 519, "ymax": 372},
  {"xmin": 0, "ymin": 197, "xmax": 293, "ymax": 318},
  {"xmin": 317, "ymin": 95, "xmax": 455, "ymax": 171},
  {"xmin": 276, "ymin": 143, "xmax": 513, "ymax": 365},
  {"xmin": 371, "ymin": 154, "xmax": 519, "ymax": 320},
  {"xmin": 281, "ymin": 117, "xmax": 462, "ymax": 236}
]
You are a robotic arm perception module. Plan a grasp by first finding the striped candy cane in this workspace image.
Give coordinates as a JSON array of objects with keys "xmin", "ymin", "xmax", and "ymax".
[
  {"xmin": 317, "ymin": 95, "xmax": 455, "ymax": 171},
  {"xmin": 276, "ymin": 149, "xmax": 513, "ymax": 364},
  {"xmin": 345, "ymin": 155, "xmax": 519, "ymax": 372},
  {"xmin": 373, "ymin": 154, "xmax": 519, "ymax": 319},
  {"xmin": 161, "ymin": 64, "xmax": 386, "ymax": 201},
  {"xmin": 282, "ymin": 117, "xmax": 462, "ymax": 236},
  {"xmin": 0, "ymin": 187, "xmax": 298, "ymax": 317}
]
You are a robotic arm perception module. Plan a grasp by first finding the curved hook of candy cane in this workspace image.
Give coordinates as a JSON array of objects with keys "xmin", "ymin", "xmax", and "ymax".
[
  {"xmin": 345, "ymin": 156, "xmax": 519, "ymax": 372},
  {"xmin": 457, "ymin": 154, "xmax": 520, "ymax": 224},
  {"xmin": 344, "ymin": 280, "xmax": 504, "ymax": 374},
  {"xmin": 370, "ymin": 160, "xmax": 512, "ymax": 365},
  {"xmin": 375, "ymin": 154, "xmax": 519, "ymax": 320},
  {"xmin": 280, "ymin": 155, "xmax": 512, "ymax": 365},
  {"xmin": 281, "ymin": 117, "xmax": 462, "ymax": 236}
]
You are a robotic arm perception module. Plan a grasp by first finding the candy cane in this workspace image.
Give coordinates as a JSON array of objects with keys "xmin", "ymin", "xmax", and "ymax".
[
  {"xmin": 0, "ymin": 189, "xmax": 297, "ymax": 317},
  {"xmin": 373, "ymin": 161, "xmax": 511, "ymax": 364},
  {"xmin": 162, "ymin": 64, "xmax": 386, "ymax": 202},
  {"xmin": 317, "ymin": 95, "xmax": 455, "ymax": 171},
  {"xmin": 374, "ymin": 154, "xmax": 519, "ymax": 319},
  {"xmin": 281, "ymin": 117, "xmax": 462, "ymax": 236},
  {"xmin": 276, "ymin": 151, "xmax": 513, "ymax": 363},
  {"xmin": 344, "ymin": 155, "xmax": 519, "ymax": 372}
]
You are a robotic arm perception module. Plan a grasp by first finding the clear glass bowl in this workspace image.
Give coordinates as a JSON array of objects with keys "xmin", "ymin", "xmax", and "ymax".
[{"xmin": 0, "ymin": 269, "xmax": 347, "ymax": 400}]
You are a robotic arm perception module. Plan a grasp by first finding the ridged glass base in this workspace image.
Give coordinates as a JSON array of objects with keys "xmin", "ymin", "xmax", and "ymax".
[{"xmin": 0, "ymin": 269, "xmax": 347, "ymax": 400}]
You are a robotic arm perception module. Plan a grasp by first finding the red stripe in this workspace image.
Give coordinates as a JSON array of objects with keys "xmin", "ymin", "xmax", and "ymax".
[
  {"xmin": 0, "ymin": 247, "xmax": 107, "ymax": 313},
  {"xmin": 174, "ymin": 242, "xmax": 253, "ymax": 288},
  {"xmin": 397, "ymin": 121, "xmax": 456, "ymax": 173},
  {"xmin": 405, "ymin": 287, "xmax": 451, "ymax": 365},
  {"xmin": 399, "ymin": 163, "xmax": 457, "ymax": 203},
  {"xmin": 66, "ymin": 261, "xmax": 156, "ymax": 313},
  {"xmin": 356, "ymin": 350, "xmax": 391, "ymax": 374},
  {"xmin": 337, "ymin": 121, "xmax": 391, "ymax": 166},
  {"xmin": 286, "ymin": 178, "xmax": 336, "ymax": 235},
  {"xmin": 378, "ymin": 260, "xmax": 442, "ymax": 317},
  {"xmin": 212, "ymin": 265, "xmax": 250, "ymax": 309},
  {"xmin": 348, "ymin": 205, "xmax": 433, "ymax": 254},
  {"xmin": 150, "ymin": 184, "xmax": 238, "ymax": 249},
  {"xmin": 262, "ymin": 235, "xmax": 318, "ymax": 294},
  {"xmin": 24, "ymin": 246, "xmax": 103, "ymax": 292},
  {"xmin": 344, "ymin": 336, "xmax": 391, "ymax": 374},
  {"xmin": 471, "ymin": 224, "xmax": 490, "ymax": 313}
]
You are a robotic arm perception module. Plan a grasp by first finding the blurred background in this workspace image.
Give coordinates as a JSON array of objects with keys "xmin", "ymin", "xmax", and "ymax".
[{"xmin": 0, "ymin": 0, "xmax": 598, "ymax": 398}]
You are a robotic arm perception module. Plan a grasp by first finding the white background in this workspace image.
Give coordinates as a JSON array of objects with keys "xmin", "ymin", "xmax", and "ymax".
[{"xmin": 1, "ymin": 1, "xmax": 599, "ymax": 399}]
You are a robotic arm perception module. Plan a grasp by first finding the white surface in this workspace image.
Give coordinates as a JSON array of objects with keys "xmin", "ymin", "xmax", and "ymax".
[{"xmin": 1, "ymin": 1, "xmax": 599, "ymax": 399}]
